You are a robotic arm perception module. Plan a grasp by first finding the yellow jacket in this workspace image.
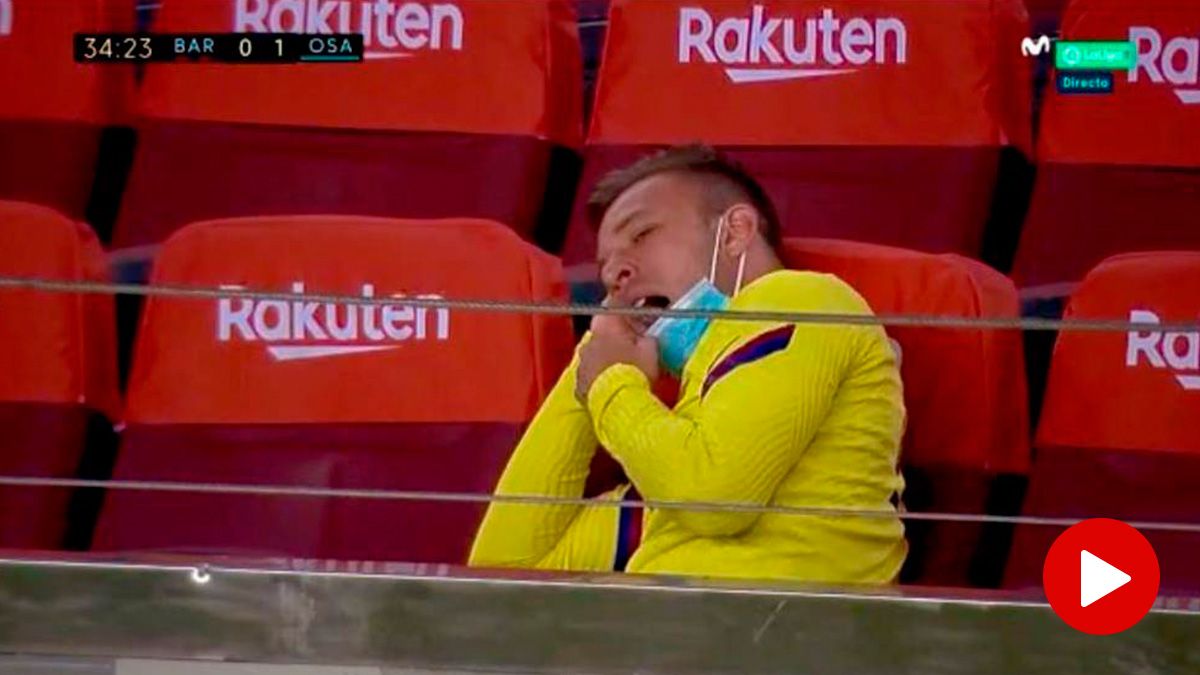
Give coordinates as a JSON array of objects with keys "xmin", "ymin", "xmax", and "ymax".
[{"xmin": 470, "ymin": 270, "xmax": 907, "ymax": 584}]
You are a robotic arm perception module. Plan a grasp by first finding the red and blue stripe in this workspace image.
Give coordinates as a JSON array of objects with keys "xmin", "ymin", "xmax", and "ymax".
[
  {"xmin": 702, "ymin": 325, "xmax": 795, "ymax": 397},
  {"xmin": 613, "ymin": 486, "xmax": 644, "ymax": 572}
]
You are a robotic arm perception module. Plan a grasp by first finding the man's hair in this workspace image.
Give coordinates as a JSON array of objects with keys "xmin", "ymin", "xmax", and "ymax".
[{"xmin": 585, "ymin": 144, "xmax": 783, "ymax": 248}]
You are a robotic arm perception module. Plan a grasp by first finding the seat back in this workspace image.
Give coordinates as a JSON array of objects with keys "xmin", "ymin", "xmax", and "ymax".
[
  {"xmin": 94, "ymin": 216, "xmax": 573, "ymax": 563},
  {"xmin": 562, "ymin": 0, "xmax": 1032, "ymax": 275},
  {"xmin": 113, "ymin": 0, "xmax": 582, "ymax": 248},
  {"xmin": 782, "ymin": 238, "xmax": 1030, "ymax": 585},
  {"xmin": 0, "ymin": 201, "xmax": 119, "ymax": 549},
  {"xmin": 0, "ymin": 1, "xmax": 134, "ymax": 218},
  {"xmin": 1012, "ymin": 0, "xmax": 1200, "ymax": 292},
  {"xmin": 1007, "ymin": 252, "xmax": 1200, "ymax": 591}
]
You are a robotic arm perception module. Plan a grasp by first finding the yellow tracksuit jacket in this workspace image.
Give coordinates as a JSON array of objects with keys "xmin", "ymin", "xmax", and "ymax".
[{"xmin": 469, "ymin": 269, "xmax": 907, "ymax": 584}]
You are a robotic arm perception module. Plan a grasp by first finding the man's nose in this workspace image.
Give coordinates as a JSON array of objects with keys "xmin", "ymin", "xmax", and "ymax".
[{"xmin": 602, "ymin": 259, "xmax": 635, "ymax": 295}]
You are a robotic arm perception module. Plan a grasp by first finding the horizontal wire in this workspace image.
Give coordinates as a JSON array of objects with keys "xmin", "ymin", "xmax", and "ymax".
[
  {"xmin": 2, "ymin": 475, "xmax": 1200, "ymax": 534},
  {"xmin": 3, "ymin": 279, "xmax": 1195, "ymax": 529},
  {"xmin": 1, "ymin": 275, "xmax": 1196, "ymax": 333}
]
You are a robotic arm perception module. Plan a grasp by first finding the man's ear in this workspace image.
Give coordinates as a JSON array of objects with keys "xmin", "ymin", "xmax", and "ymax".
[{"xmin": 722, "ymin": 204, "xmax": 759, "ymax": 258}]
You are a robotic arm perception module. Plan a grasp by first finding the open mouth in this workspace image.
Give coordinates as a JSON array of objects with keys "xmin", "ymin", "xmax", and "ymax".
[{"xmin": 632, "ymin": 295, "xmax": 671, "ymax": 332}]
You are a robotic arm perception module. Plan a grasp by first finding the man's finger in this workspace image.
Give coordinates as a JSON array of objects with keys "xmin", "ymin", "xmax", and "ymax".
[
  {"xmin": 592, "ymin": 305, "xmax": 635, "ymax": 339},
  {"xmin": 597, "ymin": 295, "xmax": 646, "ymax": 339}
]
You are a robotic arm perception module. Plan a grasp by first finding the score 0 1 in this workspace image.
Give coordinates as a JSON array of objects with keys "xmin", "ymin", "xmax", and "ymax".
[
  {"xmin": 172, "ymin": 34, "xmax": 360, "ymax": 62},
  {"xmin": 174, "ymin": 34, "xmax": 285, "ymax": 61}
]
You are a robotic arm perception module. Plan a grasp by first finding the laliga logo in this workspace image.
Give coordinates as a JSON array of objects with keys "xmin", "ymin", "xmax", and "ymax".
[
  {"xmin": 1126, "ymin": 310, "xmax": 1200, "ymax": 390},
  {"xmin": 1129, "ymin": 26, "xmax": 1200, "ymax": 104},
  {"xmin": 235, "ymin": 0, "xmax": 464, "ymax": 59},
  {"xmin": 217, "ymin": 282, "xmax": 449, "ymax": 362},
  {"xmin": 0, "ymin": 0, "xmax": 12, "ymax": 37},
  {"xmin": 678, "ymin": 5, "xmax": 908, "ymax": 84}
]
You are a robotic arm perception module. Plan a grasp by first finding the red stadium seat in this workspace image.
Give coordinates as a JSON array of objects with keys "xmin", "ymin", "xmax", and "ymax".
[
  {"xmin": 93, "ymin": 216, "xmax": 574, "ymax": 563},
  {"xmin": 0, "ymin": 201, "xmax": 119, "ymax": 549},
  {"xmin": 562, "ymin": 0, "xmax": 1032, "ymax": 277},
  {"xmin": 1012, "ymin": 1, "xmax": 1200, "ymax": 294},
  {"xmin": 111, "ymin": 0, "xmax": 582, "ymax": 249},
  {"xmin": 782, "ymin": 239, "xmax": 1030, "ymax": 586},
  {"xmin": 0, "ymin": 1, "xmax": 133, "ymax": 219},
  {"xmin": 1007, "ymin": 252, "xmax": 1200, "ymax": 592}
]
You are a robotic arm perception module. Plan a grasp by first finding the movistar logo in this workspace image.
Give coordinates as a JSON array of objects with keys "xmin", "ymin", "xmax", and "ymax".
[
  {"xmin": 678, "ymin": 5, "xmax": 908, "ymax": 84},
  {"xmin": 1021, "ymin": 34, "xmax": 1052, "ymax": 57}
]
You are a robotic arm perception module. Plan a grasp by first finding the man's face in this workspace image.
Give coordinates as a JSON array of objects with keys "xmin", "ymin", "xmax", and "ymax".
[{"xmin": 596, "ymin": 172, "xmax": 715, "ymax": 332}]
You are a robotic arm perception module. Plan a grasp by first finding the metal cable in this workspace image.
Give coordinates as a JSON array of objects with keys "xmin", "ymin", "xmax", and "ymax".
[
  {"xmin": 2, "ymin": 475, "xmax": 1200, "ymax": 533},
  {"xmin": 3, "ymin": 276, "xmax": 1196, "ymax": 533},
  {"xmin": 2, "ymin": 275, "xmax": 1196, "ymax": 332}
]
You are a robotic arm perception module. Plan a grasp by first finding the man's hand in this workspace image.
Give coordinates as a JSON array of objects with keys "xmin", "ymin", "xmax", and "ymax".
[{"xmin": 576, "ymin": 302, "xmax": 659, "ymax": 404}]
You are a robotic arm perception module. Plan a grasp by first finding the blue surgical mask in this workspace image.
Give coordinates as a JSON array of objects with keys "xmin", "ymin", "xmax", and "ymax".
[
  {"xmin": 646, "ymin": 279, "xmax": 729, "ymax": 375},
  {"xmin": 645, "ymin": 216, "xmax": 746, "ymax": 375}
]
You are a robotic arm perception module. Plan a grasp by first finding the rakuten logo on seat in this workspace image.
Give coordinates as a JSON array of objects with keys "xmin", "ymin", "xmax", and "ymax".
[
  {"xmin": 217, "ymin": 282, "xmax": 450, "ymax": 362},
  {"xmin": 1129, "ymin": 26, "xmax": 1200, "ymax": 104},
  {"xmin": 678, "ymin": 5, "xmax": 907, "ymax": 84},
  {"xmin": 235, "ymin": 0, "xmax": 464, "ymax": 59},
  {"xmin": 0, "ymin": 0, "xmax": 13, "ymax": 37},
  {"xmin": 1126, "ymin": 310, "xmax": 1200, "ymax": 390}
]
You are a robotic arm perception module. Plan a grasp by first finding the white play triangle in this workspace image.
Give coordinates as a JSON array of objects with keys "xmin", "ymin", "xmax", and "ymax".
[{"xmin": 1080, "ymin": 549, "xmax": 1132, "ymax": 608}]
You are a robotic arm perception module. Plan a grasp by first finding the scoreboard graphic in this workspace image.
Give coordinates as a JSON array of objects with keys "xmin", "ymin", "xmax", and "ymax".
[{"xmin": 74, "ymin": 33, "xmax": 365, "ymax": 63}]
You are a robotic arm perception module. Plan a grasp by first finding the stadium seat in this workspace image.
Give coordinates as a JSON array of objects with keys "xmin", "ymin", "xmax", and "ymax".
[
  {"xmin": 0, "ymin": 1, "xmax": 133, "ymax": 221},
  {"xmin": 111, "ymin": 0, "xmax": 582, "ymax": 250},
  {"xmin": 782, "ymin": 239, "xmax": 1031, "ymax": 586},
  {"xmin": 93, "ymin": 216, "xmax": 574, "ymax": 563},
  {"xmin": 562, "ymin": 0, "xmax": 1033, "ymax": 278},
  {"xmin": 1006, "ymin": 252, "xmax": 1200, "ymax": 593},
  {"xmin": 0, "ymin": 201, "xmax": 119, "ymax": 550},
  {"xmin": 1012, "ymin": 0, "xmax": 1200, "ymax": 295}
]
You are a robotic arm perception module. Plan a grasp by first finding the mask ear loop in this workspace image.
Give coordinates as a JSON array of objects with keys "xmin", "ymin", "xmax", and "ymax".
[
  {"xmin": 734, "ymin": 250, "xmax": 747, "ymax": 296},
  {"xmin": 712, "ymin": 213, "xmax": 748, "ymax": 296},
  {"xmin": 708, "ymin": 216, "xmax": 723, "ymax": 283}
]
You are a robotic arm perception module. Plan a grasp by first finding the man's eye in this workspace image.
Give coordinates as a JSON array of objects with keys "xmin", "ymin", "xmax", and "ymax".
[{"xmin": 633, "ymin": 229, "xmax": 650, "ymax": 244}]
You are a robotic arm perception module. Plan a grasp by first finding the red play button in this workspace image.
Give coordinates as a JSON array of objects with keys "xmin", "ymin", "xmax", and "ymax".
[{"xmin": 1043, "ymin": 518, "xmax": 1160, "ymax": 635}]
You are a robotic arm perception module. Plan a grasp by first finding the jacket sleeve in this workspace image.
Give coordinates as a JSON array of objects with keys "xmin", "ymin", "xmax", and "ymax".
[
  {"xmin": 586, "ymin": 319, "xmax": 859, "ymax": 537},
  {"xmin": 469, "ymin": 348, "xmax": 624, "ymax": 572}
]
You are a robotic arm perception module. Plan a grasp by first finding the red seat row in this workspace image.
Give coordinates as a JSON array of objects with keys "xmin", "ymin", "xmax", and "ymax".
[
  {"xmin": 3, "ymin": 202, "xmax": 1023, "ymax": 576},
  {"xmin": 2, "ymin": 0, "xmax": 1197, "ymax": 294},
  {"xmin": 0, "ymin": 0, "xmax": 133, "ymax": 221},
  {"xmin": 566, "ymin": 0, "xmax": 1200, "ymax": 290},
  {"xmin": 1012, "ymin": 1, "xmax": 1200, "ymax": 292},
  {"xmin": 4, "ymin": 200, "xmax": 1194, "ymax": 591},
  {"xmin": 0, "ymin": 0, "xmax": 582, "ymax": 249},
  {"xmin": 1007, "ymin": 252, "xmax": 1200, "ymax": 592},
  {"xmin": 0, "ymin": 203, "xmax": 119, "ymax": 549},
  {"xmin": 562, "ymin": 0, "xmax": 1034, "ymax": 275}
]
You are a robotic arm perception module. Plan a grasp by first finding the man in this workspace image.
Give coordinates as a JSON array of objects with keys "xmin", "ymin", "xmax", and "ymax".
[{"xmin": 469, "ymin": 145, "xmax": 907, "ymax": 584}]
